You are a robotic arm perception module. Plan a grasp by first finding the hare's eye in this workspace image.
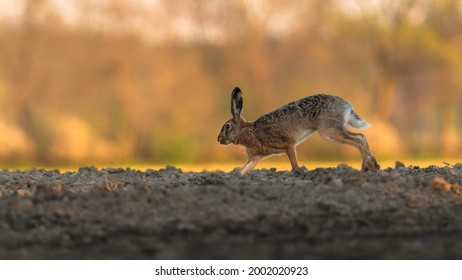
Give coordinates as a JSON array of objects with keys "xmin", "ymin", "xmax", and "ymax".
[{"xmin": 224, "ymin": 123, "xmax": 232, "ymax": 130}]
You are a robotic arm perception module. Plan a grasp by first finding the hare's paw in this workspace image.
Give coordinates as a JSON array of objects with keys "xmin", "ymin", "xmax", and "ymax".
[{"xmin": 362, "ymin": 156, "xmax": 380, "ymax": 172}]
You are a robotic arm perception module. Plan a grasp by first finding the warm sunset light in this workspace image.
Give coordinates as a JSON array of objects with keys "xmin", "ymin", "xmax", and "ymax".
[
  {"xmin": 1, "ymin": 0, "xmax": 462, "ymax": 264},
  {"xmin": 0, "ymin": 0, "xmax": 460, "ymax": 167}
]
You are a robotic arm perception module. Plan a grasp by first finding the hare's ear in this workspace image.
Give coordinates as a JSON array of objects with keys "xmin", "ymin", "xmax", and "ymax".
[{"xmin": 231, "ymin": 87, "xmax": 243, "ymax": 119}]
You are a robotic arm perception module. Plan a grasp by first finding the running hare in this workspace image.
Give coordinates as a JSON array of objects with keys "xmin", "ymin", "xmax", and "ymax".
[{"xmin": 217, "ymin": 87, "xmax": 380, "ymax": 175}]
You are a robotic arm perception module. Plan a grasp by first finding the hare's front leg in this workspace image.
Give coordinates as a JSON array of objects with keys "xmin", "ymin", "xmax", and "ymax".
[
  {"xmin": 241, "ymin": 155, "xmax": 262, "ymax": 175},
  {"xmin": 286, "ymin": 145, "xmax": 300, "ymax": 170}
]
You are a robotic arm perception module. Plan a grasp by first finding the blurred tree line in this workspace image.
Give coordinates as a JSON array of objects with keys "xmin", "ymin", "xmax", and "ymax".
[{"xmin": 0, "ymin": 0, "xmax": 461, "ymax": 165}]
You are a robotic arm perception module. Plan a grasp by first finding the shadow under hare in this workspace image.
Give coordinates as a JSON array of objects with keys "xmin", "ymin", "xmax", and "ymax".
[{"xmin": 218, "ymin": 87, "xmax": 380, "ymax": 175}]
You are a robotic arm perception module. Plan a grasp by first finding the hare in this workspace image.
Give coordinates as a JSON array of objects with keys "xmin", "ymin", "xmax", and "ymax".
[{"xmin": 217, "ymin": 87, "xmax": 380, "ymax": 175}]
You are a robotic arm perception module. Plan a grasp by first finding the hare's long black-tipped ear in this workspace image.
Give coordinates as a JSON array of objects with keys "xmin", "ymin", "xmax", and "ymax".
[{"xmin": 231, "ymin": 87, "xmax": 243, "ymax": 119}]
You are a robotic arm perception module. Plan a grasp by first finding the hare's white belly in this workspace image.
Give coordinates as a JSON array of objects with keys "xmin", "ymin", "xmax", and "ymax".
[{"xmin": 293, "ymin": 129, "xmax": 315, "ymax": 145}]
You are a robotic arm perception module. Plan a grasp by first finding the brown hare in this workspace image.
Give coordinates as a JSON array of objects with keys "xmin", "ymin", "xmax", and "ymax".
[{"xmin": 218, "ymin": 87, "xmax": 380, "ymax": 175}]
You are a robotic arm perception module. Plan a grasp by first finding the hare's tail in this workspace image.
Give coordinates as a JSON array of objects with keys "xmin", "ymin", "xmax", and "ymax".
[{"xmin": 348, "ymin": 111, "xmax": 371, "ymax": 129}]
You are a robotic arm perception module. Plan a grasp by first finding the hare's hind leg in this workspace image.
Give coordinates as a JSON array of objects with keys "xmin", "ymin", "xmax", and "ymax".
[{"xmin": 318, "ymin": 127, "xmax": 380, "ymax": 172}]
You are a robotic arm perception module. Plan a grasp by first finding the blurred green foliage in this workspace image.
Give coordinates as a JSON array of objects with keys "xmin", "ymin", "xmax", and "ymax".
[{"xmin": 0, "ymin": 0, "xmax": 461, "ymax": 165}]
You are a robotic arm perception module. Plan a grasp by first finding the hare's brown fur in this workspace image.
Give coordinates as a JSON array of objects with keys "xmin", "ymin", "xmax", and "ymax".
[{"xmin": 218, "ymin": 87, "xmax": 380, "ymax": 175}]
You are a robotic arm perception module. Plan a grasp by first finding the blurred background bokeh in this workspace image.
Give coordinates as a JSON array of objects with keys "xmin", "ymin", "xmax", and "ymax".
[{"xmin": 0, "ymin": 0, "xmax": 461, "ymax": 167}]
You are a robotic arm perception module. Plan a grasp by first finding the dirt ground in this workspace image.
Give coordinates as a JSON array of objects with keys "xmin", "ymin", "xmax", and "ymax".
[{"xmin": 1, "ymin": 162, "xmax": 462, "ymax": 259}]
